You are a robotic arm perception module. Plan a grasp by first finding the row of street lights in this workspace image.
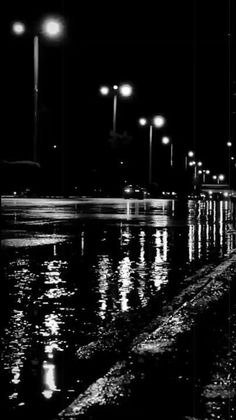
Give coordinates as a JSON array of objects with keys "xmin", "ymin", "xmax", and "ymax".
[
  {"xmin": 11, "ymin": 17, "xmax": 233, "ymax": 191},
  {"xmin": 99, "ymin": 83, "xmax": 233, "ymax": 188},
  {"xmin": 100, "ymin": 85, "xmax": 170, "ymax": 185}
]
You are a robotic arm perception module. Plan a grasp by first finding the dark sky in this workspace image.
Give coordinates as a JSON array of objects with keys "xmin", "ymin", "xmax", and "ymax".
[{"xmin": 2, "ymin": 0, "xmax": 235, "ymax": 190}]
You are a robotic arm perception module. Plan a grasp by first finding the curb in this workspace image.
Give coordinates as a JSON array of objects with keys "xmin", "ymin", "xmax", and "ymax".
[{"xmin": 58, "ymin": 252, "xmax": 236, "ymax": 419}]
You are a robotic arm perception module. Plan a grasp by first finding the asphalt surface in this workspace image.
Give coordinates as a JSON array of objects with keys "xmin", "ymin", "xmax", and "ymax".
[{"xmin": 1, "ymin": 198, "xmax": 236, "ymax": 420}]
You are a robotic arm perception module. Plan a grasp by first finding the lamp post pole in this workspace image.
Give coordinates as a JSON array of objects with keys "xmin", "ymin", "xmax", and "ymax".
[
  {"xmin": 33, "ymin": 35, "xmax": 39, "ymax": 162},
  {"xmin": 149, "ymin": 125, "xmax": 153, "ymax": 184},
  {"xmin": 170, "ymin": 142, "xmax": 173, "ymax": 167},
  {"xmin": 113, "ymin": 91, "xmax": 118, "ymax": 133}
]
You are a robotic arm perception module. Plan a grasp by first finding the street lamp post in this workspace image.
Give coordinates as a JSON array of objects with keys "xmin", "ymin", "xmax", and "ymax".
[
  {"xmin": 161, "ymin": 136, "xmax": 173, "ymax": 167},
  {"xmin": 138, "ymin": 115, "xmax": 166, "ymax": 185},
  {"xmin": 11, "ymin": 17, "xmax": 65, "ymax": 163},
  {"xmin": 189, "ymin": 159, "xmax": 202, "ymax": 190},
  {"xmin": 213, "ymin": 174, "xmax": 225, "ymax": 184},
  {"xmin": 99, "ymin": 83, "xmax": 133, "ymax": 133},
  {"xmin": 33, "ymin": 35, "xmax": 39, "ymax": 162},
  {"xmin": 227, "ymin": 141, "xmax": 232, "ymax": 189},
  {"xmin": 185, "ymin": 150, "xmax": 194, "ymax": 170}
]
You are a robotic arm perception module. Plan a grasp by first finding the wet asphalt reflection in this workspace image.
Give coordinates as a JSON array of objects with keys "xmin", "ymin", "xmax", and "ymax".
[{"xmin": 1, "ymin": 198, "xmax": 236, "ymax": 419}]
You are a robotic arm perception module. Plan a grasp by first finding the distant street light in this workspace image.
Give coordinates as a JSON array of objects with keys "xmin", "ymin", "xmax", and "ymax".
[
  {"xmin": 139, "ymin": 115, "xmax": 166, "ymax": 184},
  {"xmin": 202, "ymin": 169, "xmax": 210, "ymax": 183},
  {"xmin": 11, "ymin": 16, "xmax": 65, "ymax": 163},
  {"xmin": 100, "ymin": 83, "xmax": 133, "ymax": 133},
  {"xmin": 161, "ymin": 136, "xmax": 173, "ymax": 167},
  {"xmin": 212, "ymin": 174, "xmax": 225, "ymax": 184},
  {"xmin": 188, "ymin": 159, "xmax": 204, "ymax": 190},
  {"xmin": 185, "ymin": 150, "xmax": 195, "ymax": 169},
  {"xmin": 226, "ymin": 141, "xmax": 232, "ymax": 188}
]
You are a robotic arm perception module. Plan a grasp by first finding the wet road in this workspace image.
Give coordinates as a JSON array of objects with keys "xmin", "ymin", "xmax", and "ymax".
[{"xmin": 1, "ymin": 197, "xmax": 236, "ymax": 419}]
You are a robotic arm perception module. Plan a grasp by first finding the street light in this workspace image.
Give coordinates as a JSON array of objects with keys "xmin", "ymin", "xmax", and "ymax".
[
  {"xmin": 138, "ymin": 115, "xmax": 166, "ymax": 184},
  {"xmin": 99, "ymin": 83, "xmax": 133, "ymax": 133},
  {"xmin": 185, "ymin": 150, "xmax": 195, "ymax": 169},
  {"xmin": 12, "ymin": 21, "xmax": 26, "ymax": 35},
  {"xmin": 202, "ymin": 169, "xmax": 210, "ymax": 183},
  {"xmin": 161, "ymin": 136, "xmax": 173, "ymax": 167},
  {"xmin": 212, "ymin": 174, "xmax": 225, "ymax": 184},
  {"xmin": 11, "ymin": 17, "xmax": 65, "ymax": 163},
  {"xmin": 226, "ymin": 141, "xmax": 232, "ymax": 188},
  {"xmin": 41, "ymin": 17, "xmax": 65, "ymax": 39},
  {"xmin": 188, "ymin": 159, "xmax": 203, "ymax": 190}
]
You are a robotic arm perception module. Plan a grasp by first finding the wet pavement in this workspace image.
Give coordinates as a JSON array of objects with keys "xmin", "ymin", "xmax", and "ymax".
[{"xmin": 1, "ymin": 197, "xmax": 236, "ymax": 420}]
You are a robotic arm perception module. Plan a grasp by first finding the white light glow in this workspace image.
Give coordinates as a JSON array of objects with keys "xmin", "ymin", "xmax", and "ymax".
[
  {"xmin": 153, "ymin": 115, "xmax": 165, "ymax": 128},
  {"xmin": 162, "ymin": 136, "xmax": 170, "ymax": 145},
  {"xmin": 100, "ymin": 86, "xmax": 109, "ymax": 95},
  {"xmin": 42, "ymin": 17, "xmax": 64, "ymax": 38},
  {"xmin": 219, "ymin": 174, "xmax": 225, "ymax": 181},
  {"xmin": 139, "ymin": 118, "xmax": 147, "ymax": 126},
  {"xmin": 197, "ymin": 161, "xmax": 203, "ymax": 167},
  {"xmin": 12, "ymin": 22, "xmax": 26, "ymax": 35},
  {"xmin": 188, "ymin": 150, "xmax": 194, "ymax": 157},
  {"xmin": 119, "ymin": 84, "xmax": 132, "ymax": 97},
  {"xmin": 227, "ymin": 141, "xmax": 232, "ymax": 147}
]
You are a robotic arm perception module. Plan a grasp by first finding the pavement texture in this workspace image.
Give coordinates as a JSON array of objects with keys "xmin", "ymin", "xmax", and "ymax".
[{"xmin": 58, "ymin": 252, "xmax": 236, "ymax": 420}]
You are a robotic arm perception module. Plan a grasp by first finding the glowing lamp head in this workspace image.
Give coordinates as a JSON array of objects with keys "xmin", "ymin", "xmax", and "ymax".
[
  {"xmin": 219, "ymin": 174, "xmax": 225, "ymax": 181},
  {"xmin": 227, "ymin": 141, "xmax": 232, "ymax": 147},
  {"xmin": 189, "ymin": 160, "xmax": 195, "ymax": 166},
  {"xmin": 113, "ymin": 85, "xmax": 119, "ymax": 90},
  {"xmin": 198, "ymin": 170, "xmax": 202, "ymax": 174},
  {"xmin": 100, "ymin": 86, "xmax": 110, "ymax": 95},
  {"xmin": 162, "ymin": 136, "xmax": 170, "ymax": 145},
  {"xmin": 197, "ymin": 161, "xmax": 203, "ymax": 167},
  {"xmin": 119, "ymin": 84, "xmax": 132, "ymax": 97},
  {"xmin": 139, "ymin": 118, "xmax": 147, "ymax": 126},
  {"xmin": 41, "ymin": 17, "xmax": 64, "ymax": 38},
  {"xmin": 188, "ymin": 150, "xmax": 194, "ymax": 157},
  {"xmin": 212, "ymin": 175, "xmax": 217, "ymax": 180},
  {"xmin": 153, "ymin": 115, "xmax": 165, "ymax": 128},
  {"xmin": 12, "ymin": 21, "xmax": 26, "ymax": 35},
  {"xmin": 206, "ymin": 170, "xmax": 210, "ymax": 174}
]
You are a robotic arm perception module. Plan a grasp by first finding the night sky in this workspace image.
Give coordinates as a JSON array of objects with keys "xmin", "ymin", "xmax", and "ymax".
[{"xmin": 2, "ymin": 0, "xmax": 235, "ymax": 193}]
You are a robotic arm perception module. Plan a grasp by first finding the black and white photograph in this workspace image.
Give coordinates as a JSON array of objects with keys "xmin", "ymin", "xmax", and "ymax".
[{"xmin": 1, "ymin": 1, "xmax": 236, "ymax": 419}]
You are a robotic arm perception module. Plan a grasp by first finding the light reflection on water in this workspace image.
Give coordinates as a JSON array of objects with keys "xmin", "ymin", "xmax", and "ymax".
[{"xmin": 1, "ymin": 198, "xmax": 236, "ymax": 417}]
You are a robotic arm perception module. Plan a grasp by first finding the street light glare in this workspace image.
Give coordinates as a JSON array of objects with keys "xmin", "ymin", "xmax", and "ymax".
[
  {"xmin": 42, "ymin": 17, "xmax": 64, "ymax": 38},
  {"xmin": 219, "ymin": 174, "xmax": 225, "ymax": 181},
  {"xmin": 119, "ymin": 84, "xmax": 132, "ymax": 97},
  {"xmin": 188, "ymin": 150, "xmax": 194, "ymax": 157},
  {"xmin": 100, "ymin": 86, "xmax": 110, "ymax": 95},
  {"xmin": 197, "ymin": 161, "xmax": 203, "ymax": 167},
  {"xmin": 162, "ymin": 136, "xmax": 170, "ymax": 145},
  {"xmin": 139, "ymin": 118, "xmax": 147, "ymax": 126},
  {"xmin": 153, "ymin": 115, "xmax": 165, "ymax": 128},
  {"xmin": 227, "ymin": 141, "xmax": 232, "ymax": 147},
  {"xmin": 12, "ymin": 21, "xmax": 26, "ymax": 35}
]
